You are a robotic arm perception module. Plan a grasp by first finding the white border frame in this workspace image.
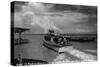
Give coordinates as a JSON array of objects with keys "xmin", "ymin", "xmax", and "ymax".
[{"xmin": 0, "ymin": 0, "xmax": 99, "ymax": 67}]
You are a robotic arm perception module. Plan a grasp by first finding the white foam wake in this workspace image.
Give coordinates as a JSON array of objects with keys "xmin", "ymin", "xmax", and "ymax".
[
  {"xmin": 51, "ymin": 46, "xmax": 97, "ymax": 64},
  {"xmin": 84, "ymin": 49, "xmax": 97, "ymax": 54}
]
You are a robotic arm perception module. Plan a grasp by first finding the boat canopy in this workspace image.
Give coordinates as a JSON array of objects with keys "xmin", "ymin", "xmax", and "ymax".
[{"xmin": 13, "ymin": 27, "xmax": 30, "ymax": 34}]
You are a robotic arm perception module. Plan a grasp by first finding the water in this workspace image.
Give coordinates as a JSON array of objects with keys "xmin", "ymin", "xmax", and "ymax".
[{"xmin": 14, "ymin": 34, "xmax": 97, "ymax": 63}]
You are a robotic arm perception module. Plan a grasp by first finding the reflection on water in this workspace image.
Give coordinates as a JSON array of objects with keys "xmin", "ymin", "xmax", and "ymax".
[{"xmin": 14, "ymin": 38, "xmax": 29, "ymax": 45}]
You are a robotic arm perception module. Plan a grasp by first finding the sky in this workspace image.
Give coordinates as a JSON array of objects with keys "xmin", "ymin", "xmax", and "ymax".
[{"xmin": 12, "ymin": 1, "xmax": 97, "ymax": 34}]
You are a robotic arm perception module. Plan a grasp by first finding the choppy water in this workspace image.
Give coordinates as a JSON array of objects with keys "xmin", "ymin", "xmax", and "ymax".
[{"xmin": 14, "ymin": 34, "xmax": 97, "ymax": 63}]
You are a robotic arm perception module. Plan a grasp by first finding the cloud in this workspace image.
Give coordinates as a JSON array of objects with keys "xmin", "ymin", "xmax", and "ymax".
[{"xmin": 13, "ymin": 2, "xmax": 97, "ymax": 34}]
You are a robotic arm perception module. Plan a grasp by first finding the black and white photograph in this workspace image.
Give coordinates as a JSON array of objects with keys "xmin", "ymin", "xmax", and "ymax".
[{"xmin": 11, "ymin": 1, "xmax": 97, "ymax": 66}]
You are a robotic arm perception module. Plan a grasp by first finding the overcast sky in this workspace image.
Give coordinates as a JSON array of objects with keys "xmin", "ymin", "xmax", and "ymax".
[{"xmin": 12, "ymin": 1, "xmax": 97, "ymax": 34}]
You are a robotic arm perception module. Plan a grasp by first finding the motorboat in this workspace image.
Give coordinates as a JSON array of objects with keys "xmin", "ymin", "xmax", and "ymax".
[{"xmin": 42, "ymin": 32, "xmax": 72, "ymax": 53}]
